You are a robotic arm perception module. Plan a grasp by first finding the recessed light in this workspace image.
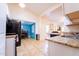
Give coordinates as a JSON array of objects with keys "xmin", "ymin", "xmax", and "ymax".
[{"xmin": 19, "ymin": 3, "xmax": 26, "ymax": 8}]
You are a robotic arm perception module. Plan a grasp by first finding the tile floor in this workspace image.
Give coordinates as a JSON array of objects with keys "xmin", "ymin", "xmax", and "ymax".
[{"xmin": 17, "ymin": 38, "xmax": 79, "ymax": 56}]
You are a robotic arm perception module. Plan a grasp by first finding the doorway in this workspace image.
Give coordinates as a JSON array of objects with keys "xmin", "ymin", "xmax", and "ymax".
[{"xmin": 21, "ymin": 21, "xmax": 36, "ymax": 40}]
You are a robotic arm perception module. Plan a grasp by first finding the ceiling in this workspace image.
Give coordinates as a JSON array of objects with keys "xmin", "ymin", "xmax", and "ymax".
[
  {"xmin": 8, "ymin": 3, "xmax": 61, "ymax": 16},
  {"xmin": 8, "ymin": 3, "xmax": 64, "ymax": 25},
  {"xmin": 24, "ymin": 3, "xmax": 60, "ymax": 16}
]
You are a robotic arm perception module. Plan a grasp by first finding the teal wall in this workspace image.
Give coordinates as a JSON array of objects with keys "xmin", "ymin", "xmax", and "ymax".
[
  {"xmin": 30, "ymin": 23, "xmax": 35, "ymax": 39},
  {"xmin": 21, "ymin": 21, "xmax": 36, "ymax": 39}
]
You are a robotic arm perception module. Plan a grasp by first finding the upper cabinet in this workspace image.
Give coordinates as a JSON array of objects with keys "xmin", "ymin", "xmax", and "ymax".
[
  {"xmin": 66, "ymin": 11, "xmax": 79, "ymax": 26},
  {"xmin": 64, "ymin": 3, "xmax": 79, "ymax": 14}
]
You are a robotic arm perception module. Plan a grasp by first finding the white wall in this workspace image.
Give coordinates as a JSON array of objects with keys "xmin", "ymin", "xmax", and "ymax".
[
  {"xmin": 0, "ymin": 3, "xmax": 8, "ymax": 56},
  {"xmin": 46, "ymin": 6, "xmax": 64, "ymax": 26},
  {"xmin": 61, "ymin": 25, "xmax": 79, "ymax": 32},
  {"xmin": 68, "ymin": 25, "xmax": 79, "ymax": 32},
  {"xmin": 38, "ymin": 16, "xmax": 53, "ymax": 40}
]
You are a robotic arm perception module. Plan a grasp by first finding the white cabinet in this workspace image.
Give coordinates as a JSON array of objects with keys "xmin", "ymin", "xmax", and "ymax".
[
  {"xmin": 6, "ymin": 38, "xmax": 16, "ymax": 56},
  {"xmin": 6, "ymin": 35, "xmax": 16, "ymax": 56},
  {"xmin": 64, "ymin": 3, "xmax": 79, "ymax": 14}
]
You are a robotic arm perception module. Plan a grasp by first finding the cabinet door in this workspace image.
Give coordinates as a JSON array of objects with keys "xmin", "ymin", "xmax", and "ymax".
[{"xmin": 6, "ymin": 38, "xmax": 15, "ymax": 56}]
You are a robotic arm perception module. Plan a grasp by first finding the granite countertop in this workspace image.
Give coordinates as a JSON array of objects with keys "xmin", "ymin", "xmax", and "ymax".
[{"xmin": 47, "ymin": 36, "xmax": 79, "ymax": 48}]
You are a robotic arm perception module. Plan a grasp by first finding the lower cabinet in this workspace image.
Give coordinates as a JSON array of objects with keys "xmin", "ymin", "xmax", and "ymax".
[{"xmin": 6, "ymin": 35, "xmax": 16, "ymax": 56}]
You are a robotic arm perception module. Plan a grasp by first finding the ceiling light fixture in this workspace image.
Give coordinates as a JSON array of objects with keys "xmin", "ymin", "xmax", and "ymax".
[{"xmin": 19, "ymin": 3, "xmax": 26, "ymax": 8}]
